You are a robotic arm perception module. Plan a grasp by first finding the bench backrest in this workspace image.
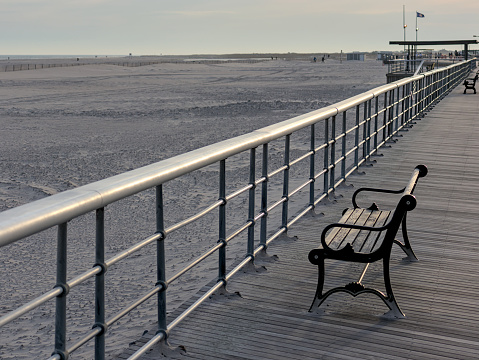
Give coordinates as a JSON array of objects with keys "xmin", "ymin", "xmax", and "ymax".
[{"xmin": 379, "ymin": 165, "xmax": 428, "ymax": 255}]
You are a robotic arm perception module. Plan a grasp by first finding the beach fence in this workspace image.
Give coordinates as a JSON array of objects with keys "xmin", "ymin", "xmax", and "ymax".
[
  {"xmin": 0, "ymin": 59, "xmax": 474, "ymax": 360},
  {"xmin": 0, "ymin": 62, "xmax": 89, "ymax": 72},
  {"xmin": 0, "ymin": 59, "xmax": 270, "ymax": 72}
]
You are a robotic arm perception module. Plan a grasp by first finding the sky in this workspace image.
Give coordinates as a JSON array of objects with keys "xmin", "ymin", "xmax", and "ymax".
[{"xmin": 1, "ymin": 0, "xmax": 479, "ymax": 56}]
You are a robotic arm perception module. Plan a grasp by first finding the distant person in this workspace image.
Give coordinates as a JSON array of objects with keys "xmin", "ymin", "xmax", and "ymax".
[
  {"xmin": 313, "ymin": 57, "xmax": 317, "ymax": 62},
  {"xmin": 321, "ymin": 57, "xmax": 325, "ymax": 62}
]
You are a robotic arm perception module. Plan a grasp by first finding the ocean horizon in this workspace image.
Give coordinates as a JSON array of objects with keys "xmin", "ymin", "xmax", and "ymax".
[{"xmin": 0, "ymin": 54, "xmax": 123, "ymax": 60}]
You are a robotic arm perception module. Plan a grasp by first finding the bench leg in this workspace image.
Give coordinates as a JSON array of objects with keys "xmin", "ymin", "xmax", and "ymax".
[
  {"xmin": 309, "ymin": 252, "xmax": 326, "ymax": 311},
  {"xmin": 309, "ymin": 255, "xmax": 406, "ymax": 318},
  {"xmin": 393, "ymin": 214, "xmax": 418, "ymax": 261},
  {"xmin": 382, "ymin": 257, "xmax": 406, "ymax": 318}
]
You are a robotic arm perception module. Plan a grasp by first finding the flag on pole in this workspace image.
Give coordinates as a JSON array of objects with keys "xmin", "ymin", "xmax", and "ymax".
[{"xmin": 417, "ymin": 12, "xmax": 425, "ymax": 18}]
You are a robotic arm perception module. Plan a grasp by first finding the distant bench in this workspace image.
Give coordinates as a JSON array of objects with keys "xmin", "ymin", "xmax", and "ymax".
[
  {"xmin": 308, "ymin": 165, "xmax": 428, "ymax": 318},
  {"xmin": 464, "ymin": 73, "xmax": 478, "ymax": 94}
]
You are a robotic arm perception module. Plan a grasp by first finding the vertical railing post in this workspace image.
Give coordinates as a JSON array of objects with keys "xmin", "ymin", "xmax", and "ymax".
[
  {"xmin": 446, "ymin": 68, "xmax": 451, "ymax": 92},
  {"xmin": 53, "ymin": 223, "xmax": 68, "ymax": 360},
  {"xmin": 218, "ymin": 160, "xmax": 226, "ymax": 282},
  {"xmin": 421, "ymin": 76, "xmax": 431, "ymax": 113},
  {"xmin": 95, "ymin": 208, "xmax": 106, "ymax": 360},
  {"xmin": 366, "ymin": 100, "xmax": 371, "ymax": 158},
  {"xmin": 156, "ymin": 185, "xmax": 167, "ymax": 336},
  {"xmin": 330, "ymin": 116, "xmax": 336, "ymax": 190},
  {"xmin": 382, "ymin": 92, "xmax": 388, "ymax": 143},
  {"xmin": 362, "ymin": 102, "xmax": 367, "ymax": 160},
  {"xmin": 416, "ymin": 78, "xmax": 421, "ymax": 118},
  {"xmin": 247, "ymin": 148, "xmax": 256, "ymax": 259},
  {"xmin": 341, "ymin": 112, "xmax": 347, "ymax": 180},
  {"xmin": 395, "ymin": 87, "xmax": 400, "ymax": 131},
  {"xmin": 439, "ymin": 71, "xmax": 444, "ymax": 98},
  {"xmin": 427, "ymin": 75, "xmax": 431, "ymax": 108},
  {"xmin": 309, "ymin": 124, "xmax": 315, "ymax": 208},
  {"xmin": 260, "ymin": 144, "xmax": 268, "ymax": 249},
  {"xmin": 412, "ymin": 81, "xmax": 416, "ymax": 120},
  {"xmin": 354, "ymin": 106, "xmax": 359, "ymax": 169},
  {"xmin": 388, "ymin": 89, "xmax": 395, "ymax": 139},
  {"xmin": 373, "ymin": 97, "xmax": 379, "ymax": 151},
  {"xmin": 404, "ymin": 83, "xmax": 410, "ymax": 126},
  {"xmin": 419, "ymin": 77, "xmax": 425, "ymax": 116},
  {"xmin": 414, "ymin": 79, "xmax": 420, "ymax": 120},
  {"xmin": 323, "ymin": 118, "xmax": 330, "ymax": 194},
  {"xmin": 281, "ymin": 135, "xmax": 291, "ymax": 230},
  {"xmin": 426, "ymin": 75, "xmax": 430, "ymax": 111},
  {"xmin": 431, "ymin": 74, "xmax": 435, "ymax": 106}
]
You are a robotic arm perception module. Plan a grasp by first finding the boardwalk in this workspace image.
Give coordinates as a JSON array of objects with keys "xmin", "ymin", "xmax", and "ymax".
[{"xmin": 123, "ymin": 83, "xmax": 479, "ymax": 359}]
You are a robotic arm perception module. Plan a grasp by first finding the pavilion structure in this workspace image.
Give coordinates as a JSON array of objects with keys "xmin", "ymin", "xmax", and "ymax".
[
  {"xmin": 389, "ymin": 39, "xmax": 478, "ymax": 60},
  {"xmin": 386, "ymin": 39, "xmax": 478, "ymax": 83}
]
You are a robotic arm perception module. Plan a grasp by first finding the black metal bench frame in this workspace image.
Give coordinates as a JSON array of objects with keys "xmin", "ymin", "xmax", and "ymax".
[
  {"xmin": 464, "ymin": 73, "xmax": 478, "ymax": 94},
  {"xmin": 308, "ymin": 165, "xmax": 428, "ymax": 318}
]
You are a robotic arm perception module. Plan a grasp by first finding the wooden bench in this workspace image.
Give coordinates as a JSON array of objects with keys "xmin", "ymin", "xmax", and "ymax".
[
  {"xmin": 308, "ymin": 165, "xmax": 428, "ymax": 318},
  {"xmin": 464, "ymin": 73, "xmax": 478, "ymax": 94}
]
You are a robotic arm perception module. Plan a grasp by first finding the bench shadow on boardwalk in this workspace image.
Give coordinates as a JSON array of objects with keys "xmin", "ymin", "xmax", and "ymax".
[{"xmin": 121, "ymin": 84, "xmax": 479, "ymax": 360}]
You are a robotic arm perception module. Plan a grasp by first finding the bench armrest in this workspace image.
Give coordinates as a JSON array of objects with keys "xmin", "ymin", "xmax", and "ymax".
[
  {"xmin": 352, "ymin": 165, "xmax": 427, "ymax": 208},
  {"xmin": 352, "ymin": 187, "xmax": 404, "ymax": 208},
  {"xmin": 320, "ymin": 222, "xmax": 389, "ymax": 250}
]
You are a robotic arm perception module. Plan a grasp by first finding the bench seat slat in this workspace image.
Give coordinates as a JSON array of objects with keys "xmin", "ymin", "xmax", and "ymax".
[
  {"xmin": 324, "ymin": 208, "xmax": 357, "ymax": 247},
  {"xmin": 341, "ymin": 209, "xmax": 378, "ymax": 250},
  {"xmin": 325, "ymin": 208, "xmax": 365, "ymax": 249},
  {"xmin": 324, "ymin": 208, "xmax": 355, "ymax": 246},
  {"xmin": 359, "ymin": 210, "xmax": 392, "ymax": 253},
  {"xmin": 325, "ymin": 208, "xmax": 392, "ymax": 254}
]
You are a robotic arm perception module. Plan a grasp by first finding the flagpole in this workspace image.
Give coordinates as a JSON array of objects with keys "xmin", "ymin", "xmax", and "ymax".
[
  {"xmin": 403, "ymin": 5, "xmax": 406, "ymax": 51},
  {"xmin": 416, "ymin": 11, "xmax": 418, "ymax": 41}
]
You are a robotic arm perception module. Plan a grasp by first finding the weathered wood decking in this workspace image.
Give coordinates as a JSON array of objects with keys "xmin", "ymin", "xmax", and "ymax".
[{"xmin": 125, "ymin": 83, "xmax": 479, "ymax": 359}]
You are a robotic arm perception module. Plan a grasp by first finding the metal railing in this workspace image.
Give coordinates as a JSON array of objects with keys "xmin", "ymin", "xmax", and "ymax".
[
  {"xmin": 0, "ymin": 59, "xmax": 474, "ymax": 360},
  {"xmin": 387, "ymin": 59, "xmax": 429, "ymax": 74},
  {"xmin": 387, "ymin": 57, "xmax": 470, "ymax": 74}
]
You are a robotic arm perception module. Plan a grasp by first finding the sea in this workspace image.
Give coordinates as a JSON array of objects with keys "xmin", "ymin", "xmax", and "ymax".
[{"xmin": 0, "ymin": 55, "xmax": 121, "ymax": 61}]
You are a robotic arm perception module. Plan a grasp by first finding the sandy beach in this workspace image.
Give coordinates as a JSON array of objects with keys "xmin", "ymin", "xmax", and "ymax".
[{"xmin": 0, "ymin": 57, "xmax": 388, "ymax": 359}]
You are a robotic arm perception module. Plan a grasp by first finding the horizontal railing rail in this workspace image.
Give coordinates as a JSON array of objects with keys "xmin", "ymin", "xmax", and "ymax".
[
  {"xmin": 387, "ymin": 57, "xmax": 469, "ymax": 75},
  {"xmin": 0, "ymin": 59, "xmax": 475, "ymax": 360}
]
